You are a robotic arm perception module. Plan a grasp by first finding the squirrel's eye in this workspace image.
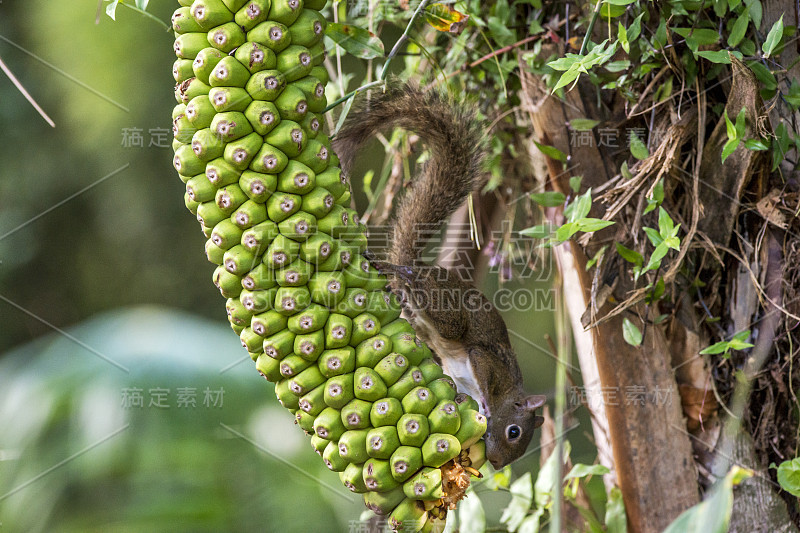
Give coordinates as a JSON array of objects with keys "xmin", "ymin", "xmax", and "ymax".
[{"xmin": 506, "ymin": 425, "xmax": 522, "ymax": 441}]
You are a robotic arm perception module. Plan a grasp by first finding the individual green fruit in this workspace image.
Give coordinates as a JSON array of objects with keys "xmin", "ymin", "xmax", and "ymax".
[
  {"xmin": 300, "ymin": 112, "xmax": 322, "ymax": 139},
  {"xmin": 363, "ymin": 458, "xmax": 399, "ymax": 492},
  {"xmin": 241, "ymin": 220, "xmax": 279, "ymax": 254},
  {"xmin": 294, "ymin": 329, "xmax": 325, "ymax": 360},
  {"xmin": 315, "ymin": 166, "xmax": 347, "ymax": 197},
  {"xmin": 388, "ymin": 366, "xmax": 425, "ymax": 400},
  {"xmin": 234, "ymin": 41, "xmax": 276, "ymax": 73},
  {"xmin": 231, "ymin": 199, "xmax": 268, "ymax": 229},
  {"xmin": 429, "ymin": 377, "xmax": 458, "ymax": 402},
  {"xmin": 340, "ymin": 462, "xmax": 368, "ymax": 493},
  {"xmin": 288, "ymin": 9, "xmax": 326, "ymax": 47},
  {"xmin": 397, "ymin": 414, "xmax": 430, "ymax": 448},
  {"xmin": 401, "ymin": 387, "xmax": 437, "ymax": 417},
  {"xmin": 349, "ymin": 312, "xmax": 380, "ymax": 345},
  {"xmin": 211, "ymin": 219, "xmax": 245, "ymax": 249},
  {"xmin": 467, "ymin": 439, "xmax": 487, "ymax": 470},
  {"xmin": 176, "ymin": 77, "xmax": 212, "ymax": 104},
  {"xmin": 223, "ymin": 244, "xmax": 257, "ymax": 275},
  {"xmin": 374, "ymin": 353, "xmax": 409, "ymax": 387},
  {"xmin": 274, "ymin": 286, "xmax": 311, "ymax": 315},
  {"xmin": 173, "ymin": 144, "xmax": 205, "ymax": 175},
  {"xmin": 199, "ymin": 201, "xmax": 231, "ymax": 229},
  {"xmin": 205, "ymin": 157, "xmax": 240, "ymax": 187},
  {"xmin": 454, "ymin": 392, "xmax": 481, "ymax": 414},
  {"xmin": 216, "ymin": 185, "xmax": 248, "ymax": 214},
  {"xmin": 288, "ymin": 364, "xmax": 325, "ymax": 395},
  {"xmin": 341, "ymin": 398, "xmax": 372, "ymax": 430},
  {"xmin": 262, "ymin": 328, "xmax": 295, "ymax": 359},
  {"xmin": 276, "ymin": 45, "xmax": 313, "ymax": 81},
  {"xmin": 240, "ymin": 288, "xmax": 275, "ymax": 313},
  {"xmin": 363, "ymin": 486, "xmax": 406, "ymax": 516},
  {"xmin": 287, "ymin": 303, "xmax": 329, "ymax": 333},
  {"xmin": 274, "ymin": 84, "xmax": 309, "ymax": 122},
  {"xmin": 266, "ymin": 191, "xmax": 302, "ymax": 222},
  {"xmin": 427, "ymin": 400, "xmax": 461, "ymax": 435},
  {"xmin": 191, "ymin": 128, "xmax": 225, "ymax": 160},
  {"xmin": 245, "ymin": 69, "xmax": 287, "ymax": 100},
  {"xmin": 323, "ymin": 313, "xmax": 352, "ymax": 349},
  {"xmin": 421, "ymin": 434, "xmax": 461, "ymax": 468},
  {"xmin": 324, "ymin": 373, "xmax": 355, "ymax": 409},
  {"xmin": 314, "ymin": 406, "xmax": 346, "ymax": 441},
  {"xmin": 172, "ymin": 7, "xmax": 204, "ymax": 33},
  {"xmin": 278, "ymin": 211, "xmax": 317, "ymax": 241},
  {"xmin": 299, "ymin": 231, "xmax": 335, "ymax": 264},
  {"xmin": 276, "ymin": 259, "xmax": 313, "ymax": 286},
  {"xmin": 298, "ymin": 384, "xmax": 326, "ymax": 416},
  {"xmin": 240, "ymin": 170, "xmax": 277, "ymax": 202},
  {"xmin": 221, "ymin": 0, "xmax": 248, "ymax": 11},
  {"xmin": 418, "ymin": 357, "xmax": 445, "ymax": 383},
  {"xmin": 393, "ymin": 333, "xmax": 432, "ymax": 367},
  {"xmin": 190, "ymin": 0, "xmax": 233, "ymax": 29},
  {"xmin": 263, "ymin": 233, "xmax": 300, "ymax": 267},
  {"xmin": 207, "ymin": 22, "xmax": 246, "ymax": 53},
  {"xmin": 454, "ymin": 409, "xmax": 486, "ymax": 449},
  {"xmin": 255, "ymin": 352, "xmax": 282, "ymax": 381},
  {"xmin": 250, "ymin": 309, "xmax": 288, "ymax": 337},
  {"xmin": 247, "ymin": 21, "xmax": 291, "ymax": 53},
  {"xmin": 310, "ymin": 434, "xmax": 329, "ymax": 455},
  {"xmin": 367, "ymin": 426, "xmax": 401, "ymax": 460},
  {"xmin": 174, "ymin": 32, "xmax": 209, "ymax": 59},
  {"xmin": 268, "ymin": 0, "xmax": 303, "ymax": 25},
  {"xmin": 250, "ymin": 143, "xmax": 289, "ymax": 174},
  {"xmin": 244, "ymin": 100, "xmax": 281, "ymax": 135},
  {"xmin": 388, "ymin": 498, "xmax": 427, "ymax": 533},
  {"xmin": 209, "ymin": 55, "xmax": 251, "ymax": 87},
  {"xmin": 274, "ymin": 378, "xmax": 300, "ymax": 409},
  {"xmin": 227, "ymin": 297, "xmax": 253, "ymax": 328},
  {"xmin": 211, "ymin": 111, "xmax": 253, "ymax": 142},
  {"xmin": 209, "ymin": 86, "xmax": 253, "ymax": 112},
  {"xmin": 174, "ymin": 58, "xmax": 195, "ymax": 82},
  {"xmin": 296, "ymin": 139, "xmax": 330, "ymax": 173},
  {"xmin": 369, "ymin": 397, "xmax": 403, "ymax": 427},
  {"xmin": 318, "ymin": 347, "xmax": 355, "ymax": 377},
  {"xmin": 354, "ymin": 367, "xmax": 388, "ymax": 402},
  {"xmin": 235, "ymin": 0, "xmax": 270, "ymax": 30},
  {"xmin": 192, "ymin": 47, "xmax": 226, "ymax": 83},
  {"xmin": 355, "ymin": 334, "xmax": 393, "ymax": 368},
  {"xmin": 378, "ymin": 317, "xmax": 416, "ymax": 338},
  {"xmin": 265, "ymin": 120, "xmax": 306, "ymax": 157},
  {"xmin": 323, "ymin": 440, "xmax": 348, "ymax": 472},
  {"xmin": 308, "ymin": 272, "xmax": 346, "ymax": 307},
  {"xmin": 279, "ymin": 353, "xmax": 311, "ymax": 378},
  {"xmin": 389, "ymin": 446, "xmax": 423, "ymax": 483},
  {"xmin": 403, "ymin": 467, "xmax": 444, "ymax": 501},
  {"xmin": 295, "ymin": 408, "xmax": 316, "ymax": 433},
  {"xmin": 187, "ymin": 174, "xmax": 217, "ymax": 203}
]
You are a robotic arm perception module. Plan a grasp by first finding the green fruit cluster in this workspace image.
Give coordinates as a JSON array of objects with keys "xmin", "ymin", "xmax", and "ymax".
[{"xmin": 170, "ymin": 1, "xmax": 486, "ymax": 530}]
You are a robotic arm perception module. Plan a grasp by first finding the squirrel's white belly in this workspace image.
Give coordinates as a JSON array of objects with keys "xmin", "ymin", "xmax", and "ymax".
[{"xmin": 406, "ymin": 310, "xmax": 488, "ymax": 416}]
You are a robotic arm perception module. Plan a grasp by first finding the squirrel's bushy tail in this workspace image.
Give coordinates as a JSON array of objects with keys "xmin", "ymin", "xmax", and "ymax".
[{"xmin": 332, "ymin": 84, "xmax": 486, "ymax": 265}]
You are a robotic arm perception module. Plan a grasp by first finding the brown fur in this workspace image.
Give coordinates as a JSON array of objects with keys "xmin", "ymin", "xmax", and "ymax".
[{"xmin": 332, "ymin": 83, "xmax": 485, "ymax": 265}]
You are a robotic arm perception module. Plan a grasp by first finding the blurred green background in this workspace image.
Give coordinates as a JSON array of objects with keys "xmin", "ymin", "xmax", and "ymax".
[{"xmin": 0, "ymin": 2, "xmax": 577, "ymax": 531}]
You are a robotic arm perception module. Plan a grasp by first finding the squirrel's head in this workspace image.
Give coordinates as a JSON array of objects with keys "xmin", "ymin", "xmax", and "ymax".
[{"xmin": 484, "ymin": 393, "xmax": 546, "ymax": 469}]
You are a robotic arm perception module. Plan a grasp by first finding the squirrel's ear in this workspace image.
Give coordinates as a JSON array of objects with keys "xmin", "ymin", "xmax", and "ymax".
[{"xmin": 518, "ymin": 395, "xmax": 546, "ymax": 411}]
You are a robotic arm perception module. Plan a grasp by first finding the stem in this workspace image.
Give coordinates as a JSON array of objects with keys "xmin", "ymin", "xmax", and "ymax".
[
  {"xmin": 580, "ymin": 0, "xmax": 604, "ymax": 55},
  {"xmin": 120, "ymin": 3, "xmax": 170, "ymax": 31},
  {"xmin": 0, "ymin": 55, "xmax": 55, "ymax": 127},
  {"xmin": 324, "ymin": 80, "xmax": 385, "ymax": 113},
  {"xmin": 379, "ymin": 0, "xmax": 432, "ymax": 80},
  {"xmin": 550, "ymin": 267, "xmax": 570, "ymax": 533}
]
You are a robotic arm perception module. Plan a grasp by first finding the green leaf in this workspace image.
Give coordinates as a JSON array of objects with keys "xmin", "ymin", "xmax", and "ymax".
[
  {"xmin": 534, "ymin": 441, "xmax": 571, "ymax": 508},
  {"xmin": 556, "ymin": 222, "xmax": 580, "ymax": 242},
  {"xmin": 458, "ymin": 487, "xmax": 487, "ymax": 533},
  {"xmin": 570, "ymin": 118, "xmax": 600, "ymax": 131},
  {"xmin": 777, "ymin": 458, "xmax": 800, "ymax": 497},
  {"xmin": 605, "ymin": 487, "xmax": 627, "ymax": 533},
  {"xmin": 325, "ymin": 23, "xmax": 385, "ymax": 60},
  {"xmin": 724, "ymin": 109, "xmax": 736, "ymax": 140},
  {"xmin": 500, "ymin": 472, "xmax": 533, "ymax": 532},
  {"xmin": 745, "ymin": 0, "xmax": 763, "ymax": 27},
  {"xmin": 620, "ymin": 160, "xmax": 633, "ymax": 180},
  {"xmin": 577, "ymin": 218, "xmax": 615, "ymax": 232},
  {"xmin": 628, "ymin": 13, "xmax": 644, "ymax": 42},
  {"xmin": 530, "ymin": 191, "xmax": 566, "ymax": 207},
  {"xmin": 520, "ymin": 224, "xmax": 554, "ymax": 239},
  {"xmin": 744, "ymin": 138, "xmax": 769, "ymax": 151},
  {"xmin": 425, "ymin": 3, "xmax": 470, "ymax": 34},
  {"xmin": 615, "ymin": 242, "xmax": 643, "ymax": 267},
  {"xmin": 747, "ymin": 61, "xmax": 777, "ymax": 90},
  {"xmin": 533, "ymin": 140, "xmax": 567, "ymax": 162},
  {"xmin": 657, "ymin": 206, "xmax": 674, "ymax": 238},
  {"xmin": 722, "ymin": 138, "xmax": 740, "ymax": 163},
  {"xmin": 565, "ymin": 188, "xmax": 592, "ymax": 223},
  {"xmin": 734, "ymin": 107, "xmax": 747, "ymax": 138},
  {"xmin": 106, "ymin": 0, "xmax": 120, "ymax": 19},
  {"xmin": 629, "ymin": 132, "xmax": 649, "ymax": 160},
  {"xmin": 696, "ymin": 50, "xmax": 733, "ymax": 64},
  {"xmin": 647, "ymin": 242, "xmax": 670, "ymax": 270},
  {"xmin": 619, "ymin": 21, "xmax": 630, "ymax": 53},
  {"xmin": 664, "ymin": 236, "xmax": 680, "ymax": 250},
  {"xmin": 622, "ymin": 317, "xmax": 642, "ymax": 346},
  {"xmin": 518, "ymin": 509, "xmax": 545, "ymax": 533},
  {"xmin": 586, "ymin": 245, "xmax": 607, "ymax": 270},
  {"xmin": 728, "ymin": 11, "xmax": 750, "ymax": 47},
  {"xmin": 484, "ymin": 465, "xmax": 512, "ymax": 490},
  {"xmin": 700, "ymin": 330, "xmax": 753, "ymax": 355},
  {"xmin": 643, "ymin": 227, "xmax": 663, "ymax": 247},
  {"xmin": 569, "ymin": 175, "xmax": 583, "ymax": 192},
  {"xmin": 662, "ymin": 466, "xmax": 752, "ymax": 533},
  {"xmin": 564, "ymin": 463, "xmax": 610, "ymax": 480},
  {"xmin": 762, "ymin": 15, "xmax": 784, "ymax": 58}
]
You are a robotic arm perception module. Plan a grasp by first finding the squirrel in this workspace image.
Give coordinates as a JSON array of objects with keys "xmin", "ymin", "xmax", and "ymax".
[{"xmin": 332, "ymin": 84, "xmax": 547, "ymax": 469}]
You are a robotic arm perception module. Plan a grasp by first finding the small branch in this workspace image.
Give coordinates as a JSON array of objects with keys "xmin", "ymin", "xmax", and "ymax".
[
  {"xmin": 324, "ymin": 80, "xmax": 384, "ymax": 113},
  {"xmin": 0, "ymin": 55, "xmax": 55, "ymax": 127},
  {"xmin": 580, "ymin": 0, "xmax": 604, "ymax": 56},
  {"xmin": 379, "ymin": 0, "xmax": 432, "ymax": 80}
]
